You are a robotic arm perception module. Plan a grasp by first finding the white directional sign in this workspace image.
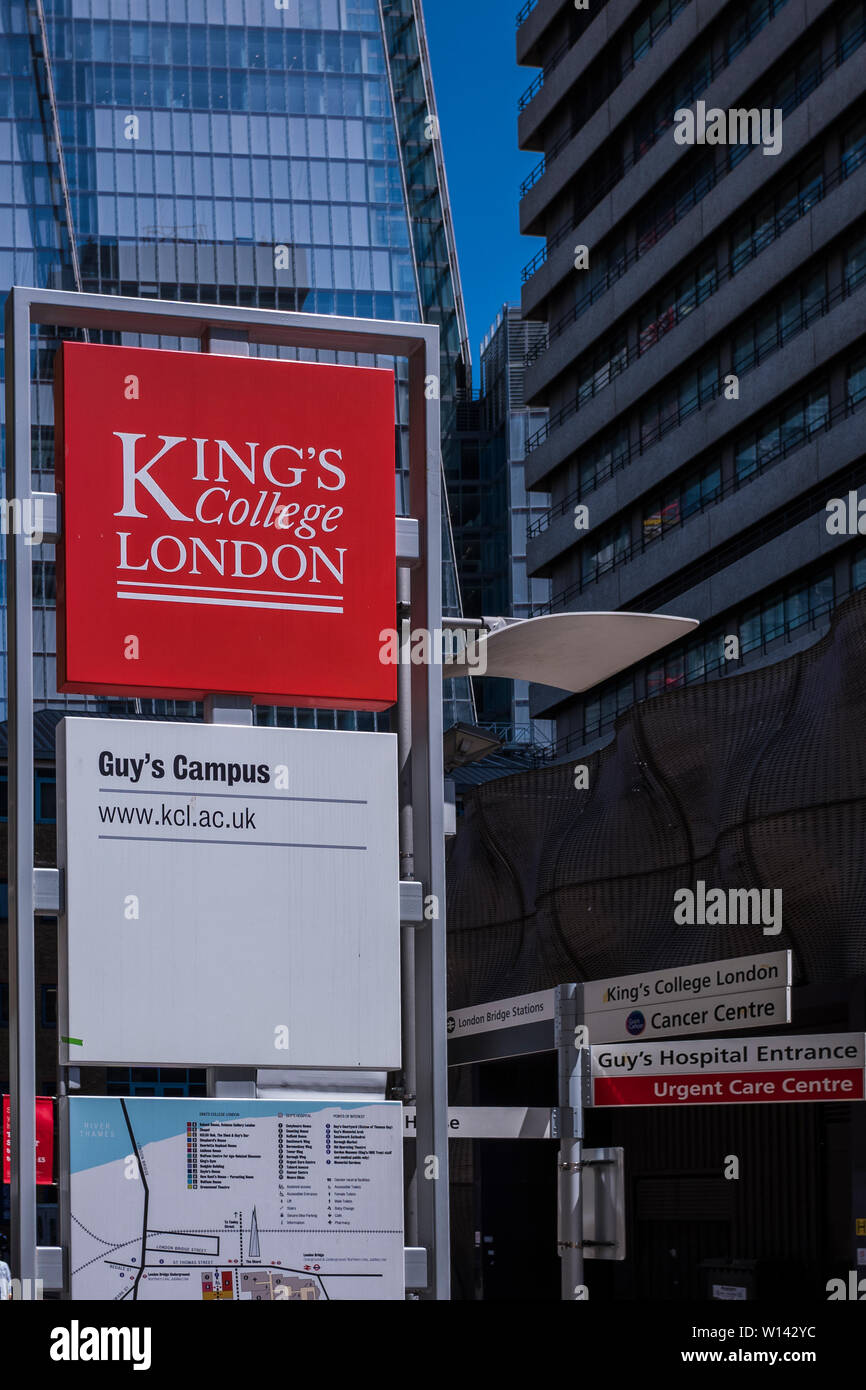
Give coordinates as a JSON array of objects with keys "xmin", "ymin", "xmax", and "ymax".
[
  {"xmin": 57, "ymin": 718, "xmax": 400, "ymax": 1069},
  {"xmin": 582, "ymin": 952, "xmax": 791, "ymax": 1043},
  {"xmin": 446, "ymin": 955, "xmax": 792, "ymax": 1062},
  {"xmin": 403, "ymin": 1106, "xmax": 553, "ymax": 1139},
  {"xmin": 446, "ymin": 990, "xmax": 556, "ymax": 1064},
  {"xmin": 69, "ymin": 1097, "xmax": 404, "ymax": 1300},
  {"xmin": 446, "ymin": 990, "xmax": 555, "ymax": 1040},
  {"xmin": 591, "ymin": 1032, "xmax": 865, "ymax": 1107}
]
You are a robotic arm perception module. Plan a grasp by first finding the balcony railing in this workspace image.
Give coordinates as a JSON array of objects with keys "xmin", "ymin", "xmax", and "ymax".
[
  {"xmin": 550, "ymin": 582, "xmax": 850, "ymax": 759},
  {"xmin": 519, "ymin": 9, "xmax": 741, "ymax": 201},
  {"xmin": 518, "ymin": 0, "xmax": 689, "ymax": 115},
  {"xmin": 531, "ymin": 387, "xmax": 865, "ymax": 617},
  {"xmin": 524, "ymin": 162, "xmax": 833, "ymax": 366},
  {"xmin": 524, "ymin": 146, "xmax": 866, "ymax": 534},
  {"xmin": 519, "ymin": 0, "xmax": 826, "ymax": 273},
  {"xmin": 518, "ymin": 34, "xmax": 571, "ymax": 111}
]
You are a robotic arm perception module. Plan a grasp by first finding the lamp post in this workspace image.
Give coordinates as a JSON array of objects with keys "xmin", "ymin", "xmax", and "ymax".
[
  {"xmin": 440, "ymin": 608, "xmax": 699, "ymax": 1298},
  {"xmin": 442, "ymin": 611, "xmax": 699, "ymax": 692}
]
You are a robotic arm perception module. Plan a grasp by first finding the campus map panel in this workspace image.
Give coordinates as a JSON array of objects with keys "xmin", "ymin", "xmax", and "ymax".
[{"xmin": 69, "ymin": 1097, "xmax": 404, "ymax": 1301}]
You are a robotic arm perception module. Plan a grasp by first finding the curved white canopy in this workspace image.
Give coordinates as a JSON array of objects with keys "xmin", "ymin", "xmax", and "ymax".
[{"xmin": 443, "ymin": 611, "xmax": 699, "ymax": 693}]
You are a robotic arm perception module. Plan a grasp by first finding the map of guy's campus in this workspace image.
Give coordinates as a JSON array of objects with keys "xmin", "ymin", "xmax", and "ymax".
[{"xmin": 69, "ymin": 1098, "xmax": 404, "ymax": 1301}]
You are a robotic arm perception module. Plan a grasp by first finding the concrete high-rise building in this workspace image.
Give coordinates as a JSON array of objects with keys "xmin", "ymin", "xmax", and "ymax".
[
  {"xmin": 0, "ymin": 0, "xmax": 472, "ymax": 725},
  {"xmin": 516, "ymin": 0, "xmax": 866, "ymax": 758}
]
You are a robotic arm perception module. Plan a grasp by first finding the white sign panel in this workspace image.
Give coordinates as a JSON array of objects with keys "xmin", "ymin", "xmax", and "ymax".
[
  {"xmin": 58, "ymin": 718, "xmax": 400, "ymax": 1068},
  {"xmin": 591, "ymin": 1032, "xmax": 866, "ymax": 1107},
  {"xmin": 403, "ymin": 1106, "xmax": 553, "ymax": 1139},
  {"xmin": 446, "ymin": 990, "xmax": 554, "ymax": 1041},
  {"xmin": 584, "ymin": 951, "xmax": 790, "ymax": 1012},
  {"xmin": 583, "ymin": 952, "xmax": 791, "ymax": 1043},
  {"xmin": 69, "ymin": 1097, "xmax": 404, "ymax": 1300},
  {"xmin": 584, "ymin": 985, "xmax": 790, "ymax": 1044}
]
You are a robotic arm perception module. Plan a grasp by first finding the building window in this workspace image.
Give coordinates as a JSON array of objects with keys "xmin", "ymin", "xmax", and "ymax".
[
  {"xmin": 840, "ymin": 3, "xmax": 866, "ymax": 64},
  {"xmin": 735, "ymin": 385, "xmax": 830, "ymax": 481},
  {"xmin": 639, "ymin": 357, "xmax": 718, "ymax": 446},
  {"xmin": 41, "ymin": 985, "xmax": 57, "ymax": 1029},
  {"xmin": 32, "ymin": 561, "xmax": 56, "ymax": 605},
  {"xmin": 631, "ymin": 0, "xmax": 691, "ymax": 65},
  {"xmin": 0, "ymin": 774, "xmax": 57, "ymax": 823},
  {"xmin": 731, "ymin": 158, "xmax": 823, "ymax": 272},
  {"xmin": 36, "ymin": 774, "xmax": 57, "ymax": 824},
  {"xmin": 105, "ymin": 1068, "xmax": 207, "ymax": 1098},
  {"xmin": 845, "ymin": 232, "xmax": 866, "ymax": 292},
  {"xmin": 727, "ymin": 0, "xmax": 789, "ymax": 60},
  {"xmin": 576, "ymin": 234, "xmax": 628, "ymax": 319},
  {"xmin": 740, "ymin": 574, "xmax": 833, "ymax": 653},
  {"xmin": 580, "ymin": 518, "xmax": 630, "ymax": 584},
  {"xmin": 638, "ymin": 257, "xmax": 717, "ymax": 355},
  {"xmin": 633, "ymin": 39, "xmax": 712, "ymax": 156},
  {"xmin": 848, "ymin": 354, "xmax": 866, "ymax": 406},
  {"xmin": 732, "ymin": 267, "xmax": 827, "ymax": 374},
  {"xmin": 577, "ymin": 426, "xmax": 630, "ymax": 495},
  {"xmin": 642, "ymin": 460, "xmax": 721, "ymax": 542},
  {"xmin": 842, "ymin": 119, "xmax": 866, "ymax": 179},
  {"xmin": 584, "ymin": 675, "xmax": 635, "ymax": 740},
  {"xmin": 648, "ymin": 632, "xmax": 727, "ymax": 696},
  {"xmin": 576, "ymin": 334, "xmax": 628, "ymax": 406}
]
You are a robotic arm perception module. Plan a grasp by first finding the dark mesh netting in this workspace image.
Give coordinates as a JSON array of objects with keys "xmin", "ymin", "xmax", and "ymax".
[{"xmin": 446, "ymin": 590, "xmax": 866, "ymax": 1007}]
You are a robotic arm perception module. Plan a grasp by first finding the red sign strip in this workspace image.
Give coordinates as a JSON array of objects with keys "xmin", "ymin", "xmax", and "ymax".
[
  {"xmin": 593, "ymin": 1067, "xmax": 864, "ymax": 1107},
  {"xmin": 3, "ymin": 1095, "xmax": 55, "ymax": 1184}
]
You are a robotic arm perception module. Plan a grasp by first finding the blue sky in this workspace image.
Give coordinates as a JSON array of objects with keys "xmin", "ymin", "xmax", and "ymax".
[{"xmin": 424, "ymin": 1, "xmax": 542, "ymax": 380}]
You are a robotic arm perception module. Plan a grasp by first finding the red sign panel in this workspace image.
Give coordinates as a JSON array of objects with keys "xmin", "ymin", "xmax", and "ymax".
[
  {"xmin": 55, "ymin": 342, "xmax": 396, "ymax": 709},
  {"xmin": 593, "ymin": 1068, "xmax": 864, "ymax": 1107},
  {"xmin": 3, "ymin": 1095, "xmax": 55, "ymax": 1184}
]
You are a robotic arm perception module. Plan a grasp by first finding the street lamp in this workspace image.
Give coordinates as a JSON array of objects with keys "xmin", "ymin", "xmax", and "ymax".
[
  {"xmin": 440, "ymin": 607, "xmax": 698, "ymax": 1300},
  {"xmin": 443, "ymin": 611, "xmax": 699, "ymax": 691}
]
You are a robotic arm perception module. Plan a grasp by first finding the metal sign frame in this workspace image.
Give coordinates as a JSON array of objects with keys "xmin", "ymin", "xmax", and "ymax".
[{"xmin": 4, "ymin": 286, "xmax": 449, "ymax": 1298}]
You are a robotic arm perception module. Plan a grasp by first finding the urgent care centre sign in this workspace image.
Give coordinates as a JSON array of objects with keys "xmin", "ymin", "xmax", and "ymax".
[{"xmin": 55, "ymin": 342, "xmax": 396, "ymax": 708}]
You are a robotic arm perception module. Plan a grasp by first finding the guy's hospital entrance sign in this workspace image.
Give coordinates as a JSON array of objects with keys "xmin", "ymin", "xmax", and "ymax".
[{"xmin": 55, "ymin": 341, "xmax": 396, "ymax": 708}]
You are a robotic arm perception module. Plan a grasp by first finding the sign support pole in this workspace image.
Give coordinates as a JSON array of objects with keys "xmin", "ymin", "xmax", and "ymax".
[
  {"xmin": 555, "ymin": 984, "xmax": 587, "ymax": 1300},
  {"xmin": 408, "ymin": 334, "xmax": 449, "ymax": 1299},
  {"xmin": 199, "ymin": 326, "xmax": 259, "ymax": 1105},
  {"xmin": 5, "ymin": 288, "xmax": 38, "ymax": 1286},
  {"xmin": 395, "ymin": 567, "xmax": 418, "ymax": 1248}
]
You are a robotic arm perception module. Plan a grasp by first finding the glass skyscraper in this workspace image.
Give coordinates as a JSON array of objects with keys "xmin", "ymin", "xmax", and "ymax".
[
  {"xmin": 452, "ymin": 303, "xmax": 553, "ymax": 754},
  {"xmin": 0, "ymin": 0, "xmax": 472, "ymax": 724}
]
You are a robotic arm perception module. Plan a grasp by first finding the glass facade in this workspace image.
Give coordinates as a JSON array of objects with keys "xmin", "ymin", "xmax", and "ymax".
[
  {"xmin": 0, "ymin": 0, "xmax": 472, "ymax": 724},
  {"xmin": 453, "ymin": 305, "xmax": 552, "ymax": 748}
]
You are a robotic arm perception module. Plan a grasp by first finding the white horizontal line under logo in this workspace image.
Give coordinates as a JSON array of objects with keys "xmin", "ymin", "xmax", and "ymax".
[{"xmin": 117, "ymin": 590, "xmax": 343, "ymax": 613}]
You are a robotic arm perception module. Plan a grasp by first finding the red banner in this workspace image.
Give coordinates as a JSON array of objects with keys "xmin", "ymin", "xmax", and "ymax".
[
  {"xmin": 55, "ymin": 342, "xmax": 396, "ymax": 709},
  {"xmin": 593, "ymin": 1067, "xmax": 864, "ymax": 1107},
  {"xmin": 2, "ymin": 1095, "xmax": 55, "ymax": 1184}
]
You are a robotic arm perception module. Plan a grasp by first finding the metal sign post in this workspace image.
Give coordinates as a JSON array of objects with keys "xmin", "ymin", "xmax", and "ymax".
[
  {"xmin": 5, "ymin": 286, "xmax": 449, "ymax": 1299},
  {"xmin": 5, "ymin": 287, "xmax": 39, "ymax": 1286},
  {"xmin": 555, "ymin": 984, "xmax": 590, "ymax": 1300}
]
